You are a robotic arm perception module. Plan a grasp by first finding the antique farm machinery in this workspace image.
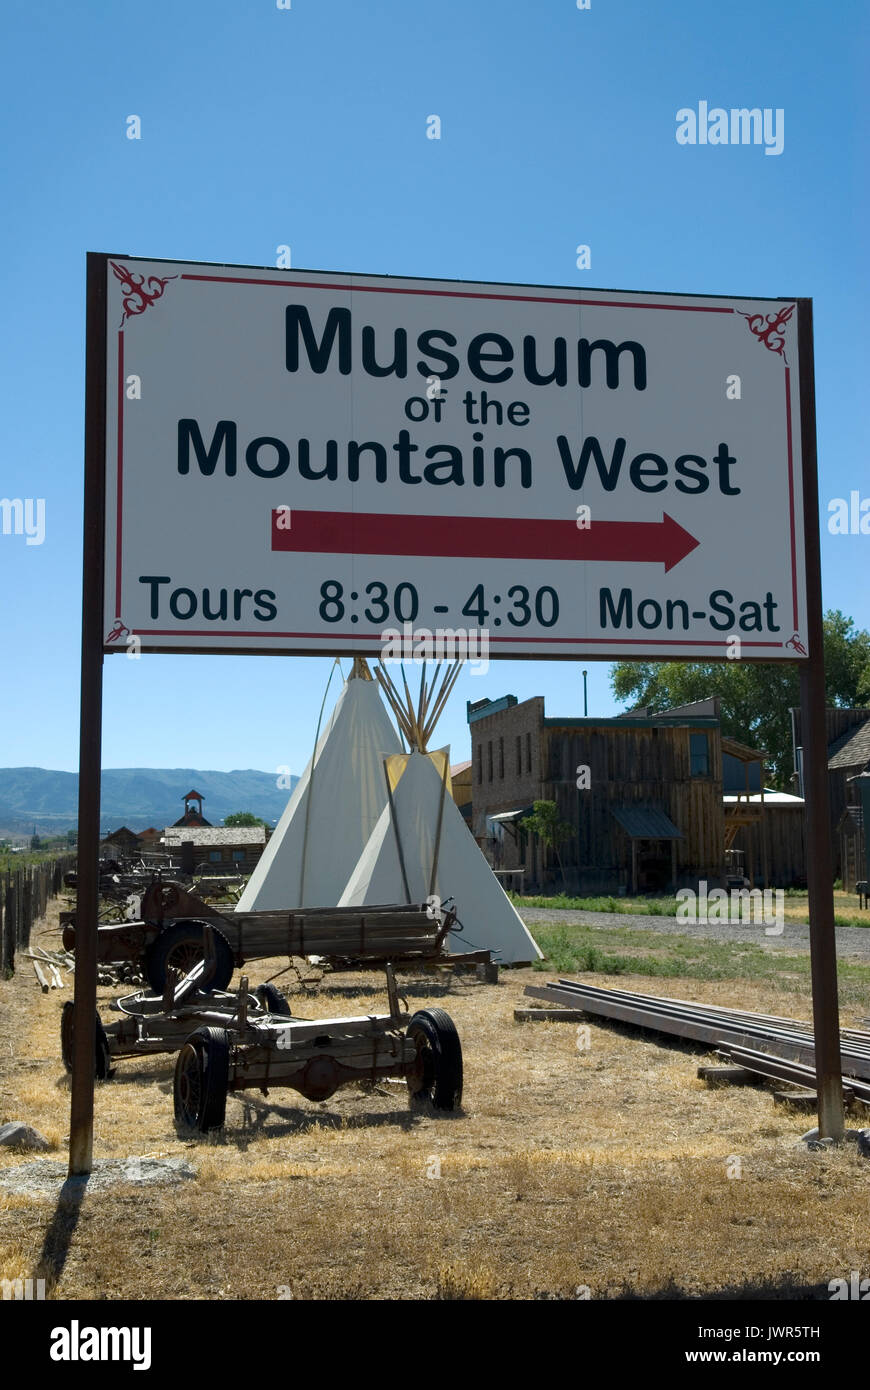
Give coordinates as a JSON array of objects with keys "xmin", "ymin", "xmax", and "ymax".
[
  {"xmin": 60, "ymin": 932, "xmax": 292, "ymax": 1079},
  {"xmin": 172, "ymin": 960, "xmax": 463, "ymax": 1134},
  {"xmin": 60, "ymin": 936, "xmax": 464, "ymax": 1135},
  {"xmin": 61, "ymin": 879, "xmax": 479, "ymax": 992}
]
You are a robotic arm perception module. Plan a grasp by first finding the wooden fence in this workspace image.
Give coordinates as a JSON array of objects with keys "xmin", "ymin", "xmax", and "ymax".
[{"xmin": 0, "ymin": 856, "xmax": 76, "ymax": 976}]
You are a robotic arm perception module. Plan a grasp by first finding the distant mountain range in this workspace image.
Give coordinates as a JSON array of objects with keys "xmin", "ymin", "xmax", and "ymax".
[{"xmin": 0, "ymin": 767, "xmax": 299, "ymax": 835}]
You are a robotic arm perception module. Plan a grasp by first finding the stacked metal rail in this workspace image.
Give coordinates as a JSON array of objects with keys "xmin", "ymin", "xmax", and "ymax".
[{"xmin": 525, "ymin": 979, "xmax": 870, "ymax": 1102}]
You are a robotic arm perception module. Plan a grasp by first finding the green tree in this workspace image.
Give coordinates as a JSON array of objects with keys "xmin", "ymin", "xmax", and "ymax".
[
  {"xmin": 610, "ymin": 609, "xmax": 870, "ymax": 787},
  {"xmin": 520, "ymin": 800, "xmax": 575, "ymax": 891},
  {"xmin": 223, "ymin": 812, "xmax": 266, "ymax": 827}
]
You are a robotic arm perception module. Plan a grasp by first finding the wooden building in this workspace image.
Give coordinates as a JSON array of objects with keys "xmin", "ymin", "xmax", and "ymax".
[
  {"xmin": 161, "ymin": 825, "xmax": 266, "ymax": 873},
  {"xmin": 838, "ymin": 805, "xmax": 865, "ymax": 893},
  {"xmin": 726, "ymin": 791, "xmax": 807, "ymax": 889},
  {"xmin": 792, "ymin": 707, "xmax": 870, "ymax": 879},
  {"xmin": 99, "ymin": 826, "xmax": 140, "ymax": 857},
  {"xmin": 467, "ymin": 695, "xmax": 776, "ymax": 893},
  {"xmin": 172, "ymin": 790, "xmax": 212, "ymax": 828}
]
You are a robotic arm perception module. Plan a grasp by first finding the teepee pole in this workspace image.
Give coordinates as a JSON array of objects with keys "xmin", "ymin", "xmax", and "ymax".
[
  {"xmin": 399, "ymin": 663, "xmax": 418, "ymax": 744},
  {"xmin": 428, "ymin": 753, "xmax": 450, "ymax": 899},
  {"xmin": 383, "ymin": 758, "xmax": 412, "ymax": 904},
  {"xmin": 423, "ymin": 661, "xmax": 457, "ymax": 740},
  {"xmin": 375, "ymin": 665, "xmax": 411, "ymax": 739},
  {"xmin": 421, "ymin": 661, "xmax": 442, "ymax": 740},
  {"xmin": 415, "ymin": 659, "xmax": 429, "ymax": 741},
  {"xmin": 423, "ymin": 661, "xmax": 462, "ymax": 746},
  {"xmin": 299, "ymin": 658, "xmax": 341, "ymax": 905}
]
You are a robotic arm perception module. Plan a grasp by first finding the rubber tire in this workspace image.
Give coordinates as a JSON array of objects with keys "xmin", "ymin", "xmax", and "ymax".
[
  {"xmin": 255, "ymin": 983, "xmax": 292, "ymax": 1017},
  {"xmin": 407, "ymin": 1008, "xmax": 463, "ymax": 1111},
  {"xmin": 61, "ymin": 1000, "xmax": 112, "ymax": 1080},
  {"xmin": 173, "ymin": 1026, "xmax": 230, "ymax": 1133},
  {"xmin": 145, "ymin": 921, "xmax": 234, "ymax": 993}
]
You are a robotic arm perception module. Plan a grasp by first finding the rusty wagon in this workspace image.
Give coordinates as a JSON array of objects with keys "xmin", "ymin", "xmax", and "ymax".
[
  {"xmin": 172, "ymin": 961, "xmax": 463, "ymax": 1134},
  {"xmin": 60, "ymin": 937, "xmax": 293, "ymax": 1080},
  {"xmin": 61, "ymin": 879, "xmax": 481, "ymax": 992},
  {"xmin": 61, "ymin": 947, "xmax": 463, "ymax": 1134}
]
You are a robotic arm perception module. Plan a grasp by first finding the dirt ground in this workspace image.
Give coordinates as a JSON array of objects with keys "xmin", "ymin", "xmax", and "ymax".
[{"xmin": 1, "ymin": 902, "xmax": 868, "ymax": 1301}]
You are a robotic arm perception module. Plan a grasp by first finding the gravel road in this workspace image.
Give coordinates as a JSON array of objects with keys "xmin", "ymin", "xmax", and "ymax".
[{"xmin": 518, "ymin": 905, "xmax": 870, "ymax": 961}]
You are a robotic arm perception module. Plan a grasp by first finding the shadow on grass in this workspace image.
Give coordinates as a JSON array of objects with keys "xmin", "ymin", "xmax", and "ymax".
[
  {"xmin": 175, "ymin": 1089, "xmax": 466, "ymax": 1147},
  {"xmin": 562, "ymin": 1011, "xmax": 721, "ymax": 1060},
  {"xmin": 56, "ymin": 1066, "xmax": 174, "ymax": 1088},
  {"xmin": 32, "ymin": 1175, "xmax": 87, "ymax": 1296}
]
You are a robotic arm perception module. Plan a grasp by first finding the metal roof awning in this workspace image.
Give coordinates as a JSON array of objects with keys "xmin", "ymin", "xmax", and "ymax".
[
  {"xmin": 488, "ymin": 806, "xmax": 534, "ymax": 824},
  {"xmin": 610, "ymin": 806, "xmax": 684, "ymax": 840},
  {"xmin": 721, "ymin": 736, "xmax": 768, "ymax": 762}
]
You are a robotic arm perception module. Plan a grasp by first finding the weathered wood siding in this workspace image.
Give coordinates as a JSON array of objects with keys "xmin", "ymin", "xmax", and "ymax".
[
  {"xmin": 541, "ymin": 723, "xmax": 724, "ymax": 890},
  {"xmin": 730, "ymin": 806, "xmax": 807, "ymax": 888}
]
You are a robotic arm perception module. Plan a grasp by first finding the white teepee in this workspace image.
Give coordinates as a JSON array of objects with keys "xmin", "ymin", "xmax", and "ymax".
[
  {"xmin": 235, "ymin": 661, "xmax": 402, "ymax": 911},
  {"xmin": 338, "ymin": 663, "xmax": 542, "ymax": 965}
]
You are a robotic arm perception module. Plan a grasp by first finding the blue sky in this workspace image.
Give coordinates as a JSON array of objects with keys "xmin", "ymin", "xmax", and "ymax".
[{"xmin": 0, "ymin": 0, "xmax": 866, "ymax": 780}]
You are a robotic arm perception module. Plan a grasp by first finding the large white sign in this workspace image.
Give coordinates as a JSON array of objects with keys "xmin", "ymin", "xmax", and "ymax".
[{"xmin": 100, "ymin": 257, "xmax": 808, "ymax": 659}]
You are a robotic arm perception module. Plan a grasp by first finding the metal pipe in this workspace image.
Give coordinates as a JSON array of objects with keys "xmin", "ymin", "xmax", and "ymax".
[
  {"xmin": 384, "ymin": 759, "xmax": 412, "ymax": 904},
  {"xmin": 797, "ymin": 298, "xmax": 845, "ymax": 1141},
  {"xmin": 69, "ymin": 253, "xmax": 108, "ymax": 1177},
  {"xmin": 525, "ymin": 980, "xmax": 870, "ymax": 1083}
]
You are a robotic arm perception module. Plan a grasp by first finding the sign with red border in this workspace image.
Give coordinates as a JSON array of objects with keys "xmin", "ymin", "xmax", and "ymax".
[{"xmin": 99, "ymin": 257, "xmax": 808, "ymax": 659}]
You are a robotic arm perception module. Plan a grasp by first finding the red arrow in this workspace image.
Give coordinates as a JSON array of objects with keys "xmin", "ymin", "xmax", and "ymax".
[{"xmin": 272, "ymin": 509, "xmax": 700, "ymax": 573}]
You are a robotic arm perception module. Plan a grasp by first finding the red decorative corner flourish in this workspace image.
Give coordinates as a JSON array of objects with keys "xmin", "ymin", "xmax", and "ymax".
[
  {"xmin": 738, "ymin": 303, "xmax": 794, "ymax": 363},
  {"xmin": 105, "ymin": 618, "xmax": 130, "ymax": 644},
  {"xmin": 110, "ymin": 262, "xmax": 178, "ymax": 328},
  {"xmin": 786, "ymin": 632, "xmax": 807, "ymax": 656}
]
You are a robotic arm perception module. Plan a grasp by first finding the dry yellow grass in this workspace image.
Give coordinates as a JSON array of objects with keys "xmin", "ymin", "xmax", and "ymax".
[{"xmin": 1, "ymin": 900, "xmax": 869, "ymax": 1300}]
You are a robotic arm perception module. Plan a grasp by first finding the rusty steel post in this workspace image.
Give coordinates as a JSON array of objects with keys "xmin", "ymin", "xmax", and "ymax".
[
  {"xmin": 797, "ymin": 298, "xmax": 844, "ymax": 1143},
  {"xmin": 69, "ymin": 253, "xmax": 108, "ymax": 1176}
]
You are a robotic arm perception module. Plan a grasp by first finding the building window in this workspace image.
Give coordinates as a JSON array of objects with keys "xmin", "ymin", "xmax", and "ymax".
[
  {"xmin": 690, "ymin": 732, "xmax": 710, "ymax": 777},
  {"xmin": 208, "ymin": 850, "xmax": 222, "ymax": 863},
  {"xmin": 526, "ymin": 732, "xmax": 532, "ymax": 774},
  {"xmin": 516, "ymin": 735, "xmax": 522, "ymax": 775},
  {"xmin": 232, "ymin": 850, "xmax": 245, "ymax": 863},
  {"xmin": 476, "ymin": 744, "xmax": 483, "ymax": 784},
  {"xmin": 487, "ymin": 740, "xmax": 493, "ymax": 782},
  {"xmin": 498, "ymin": 736, "xmax": 505, "ymax": 779}
]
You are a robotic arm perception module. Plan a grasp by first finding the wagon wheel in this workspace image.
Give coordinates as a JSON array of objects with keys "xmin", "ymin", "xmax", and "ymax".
[
  {"xmin": 174, "ymin": 1027, "xmax": 230, "ymax": 1133},
  {"xmin": 145, "ymin": 921, "xmax": 234, "ymax": 993},
  {"xmin": 255, "ymin": 983, "xmax": 292, "ymax": 1017},
  {"xmin": 406, "ymin": 1008, "xmax": 463, "ymax": 1111},
  {"xmin": 60, "ymin": 1000, "xmax": 112, "ymax": 1080}
]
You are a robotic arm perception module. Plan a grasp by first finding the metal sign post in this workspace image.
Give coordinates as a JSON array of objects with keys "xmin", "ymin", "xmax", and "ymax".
[
  {"xmin": 68, "ymin": 260, "xmax": 844, "ymax": 1170},
  {"xmin": 69, "ymin": 254, "xmax": 108, "ymax": 1174},
  {"xmin": 797, "ymin": 300, "xmax": 844, "ymax": 1141}
]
